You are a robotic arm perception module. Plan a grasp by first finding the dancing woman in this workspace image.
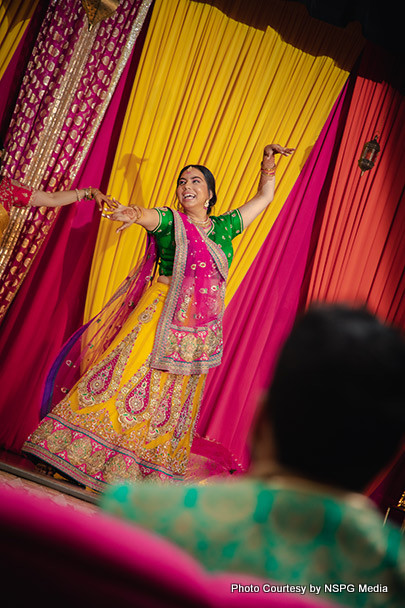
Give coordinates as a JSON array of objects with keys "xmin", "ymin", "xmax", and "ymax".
[{"xmin": 23, "ymin": 144, "xmax": 294, "ymax": 490}]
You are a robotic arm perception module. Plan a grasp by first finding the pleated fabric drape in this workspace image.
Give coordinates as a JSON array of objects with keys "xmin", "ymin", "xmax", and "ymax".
[
  {"xmin": 0, "ymin": 0, "xmax": 153, "ymax": 321},
  {"xmin": 300, "ymin": 43, "xmax": 405, "ymax": 510},
  {"xmin": 84, "ymin": 0, "xmax": 364, "ymax": 320},
  {"xmin": 304, "ymin": 43, "xmax": 405, "ymax": 329},
  {"xmin": 0, "ymin": 0, "xmax": 39, "ymax": 81},
  {"xmin": 0, "ymin": 40, "xmax": 150, "ymax": 452}
]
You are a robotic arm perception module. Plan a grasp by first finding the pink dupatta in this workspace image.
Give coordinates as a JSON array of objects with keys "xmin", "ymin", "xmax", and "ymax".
[{"xmin": 151, "ymin": 210, "xmax": 228, "ymax": 375}]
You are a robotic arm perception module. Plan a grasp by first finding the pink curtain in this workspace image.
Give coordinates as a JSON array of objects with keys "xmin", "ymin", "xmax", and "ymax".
[
  {"xmin": 0, "ymin": 0, "xmax": 151, "ymax": 320},
  {"xmin": 0, "ymin": 6, "xmax": 152, "ymax": 452},
  {"xmin": 194, "ymin": 81, "xmax": 350, "ymax": 472}
]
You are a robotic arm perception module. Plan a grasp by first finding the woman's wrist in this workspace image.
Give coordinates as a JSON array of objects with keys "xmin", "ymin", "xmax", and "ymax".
[
  {"xmin": 74, "ymin": 187, "xmax": 95, "ymax": 202},
  {"xmin": 258, "ymin": 161, "xmax": 276, "ymax": 191},
  {"xmin": 260, "ymin": 157, "xmax": 277, "ymax": 181},
  {"xmin": 128, "ymin": 204, "xmax": 143, "ymax": 222},
  {"xmin": 261, "ymin": 166, "xmax": 276, "ymax": 177},
  {"xmin": 261, "ymin": 144, "xmax": 277, "ymax": 172},
  {"xmin": 261, "ymin": 155, "xmax": 276, "ymax": 174}
]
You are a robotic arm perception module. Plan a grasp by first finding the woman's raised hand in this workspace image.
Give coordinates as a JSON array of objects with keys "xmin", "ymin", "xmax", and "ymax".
[
  {"xmin": 261, "ymin": 144, "xmax": 295, "ymax": 173},
  {"xmin": 263, "ymin": 144, "xmax": 295, "ymax": 159}
]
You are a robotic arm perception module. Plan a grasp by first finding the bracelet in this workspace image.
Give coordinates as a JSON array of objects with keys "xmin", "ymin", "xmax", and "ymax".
[
  {"xmin": 261, "ymin": 169, "xmax": 276, "ymax": 178},
  {"xmin": 84, "ymin": 187, "xmax": 93, "ymax": 200},
  {"xmin": 75, "ymin": 188, "xmax": 81, "ymax": 201},
  {"xmin": 261, "ymin": 165, "xmax": 277, "ymax": 176}
]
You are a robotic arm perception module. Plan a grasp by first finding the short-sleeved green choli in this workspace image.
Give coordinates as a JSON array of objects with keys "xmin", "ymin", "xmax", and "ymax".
[{"xmin": 148, "ymin": 207, "xmax": 243, "ymax": 276}]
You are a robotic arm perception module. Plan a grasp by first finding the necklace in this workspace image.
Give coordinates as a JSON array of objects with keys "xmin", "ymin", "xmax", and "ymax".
[{"xmin": 187, "ymin": 215, "xmax": 211, "ymax": 228}]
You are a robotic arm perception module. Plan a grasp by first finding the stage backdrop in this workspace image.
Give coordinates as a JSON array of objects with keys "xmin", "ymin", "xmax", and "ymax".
[
  {"xmin": 192, "ymin": 82, "xmax": 351, "ymax": 474},
  {"xmin": 196, "ymin": 41, "xmax": 405, "ymax": 471},
  {"xmin": 79, "ymin": 0, "xmax": 364, "ymax": 474},
  {"xmin": 84, "ymin": 0, "xmax": 364, "ymax": 320},
  {"xmin": 303, "ymin": 43, "xmax": 405, "ymax": 329}
]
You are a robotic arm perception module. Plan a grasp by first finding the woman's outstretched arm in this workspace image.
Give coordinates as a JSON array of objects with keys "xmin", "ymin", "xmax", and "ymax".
[
  {"xmin": 237, "ymin": 144, "xmax": 294, "ymax": 230},
  {"xmin": 27, "ymin": 186, "xmax": 109, "ymax": 211}
]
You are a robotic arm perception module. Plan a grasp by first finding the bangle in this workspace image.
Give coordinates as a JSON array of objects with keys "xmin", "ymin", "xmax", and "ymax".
[
  {"xmin": 261, "ymin": 164, "xmax": 277, "ymax": 176},
  {"xmin": 84, "ymin": 187, "xmax": 93, "ymax": 200},
  {"xmin": 261, "ymin": 169, "xmax": 276, "ymax": 177},
  {"xmin": 75, "ymin": 188, "xmax": 81, "ymax": 201}
]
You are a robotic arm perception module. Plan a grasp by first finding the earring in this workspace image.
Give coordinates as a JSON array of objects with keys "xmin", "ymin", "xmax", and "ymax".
[{"xmin": 204, "ymin": 200, "xmax": 209, "ymax": 209}]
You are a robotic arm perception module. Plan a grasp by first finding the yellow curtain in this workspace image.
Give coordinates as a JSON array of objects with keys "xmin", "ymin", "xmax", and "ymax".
[
  {"xmin": 85, "ymin": 0, "xmax": 364, "ymax": 320},
  {"xmin": 0, "ymin": 0, "xmax": 39, "ymax": 81}
]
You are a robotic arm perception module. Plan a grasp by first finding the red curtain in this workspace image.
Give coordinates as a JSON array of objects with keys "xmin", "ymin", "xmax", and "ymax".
[{"xmin": 303, "ymin": 43, "xmax": 405, "ymax": 328}]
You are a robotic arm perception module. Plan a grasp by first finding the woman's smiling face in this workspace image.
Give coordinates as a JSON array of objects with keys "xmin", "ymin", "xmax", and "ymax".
[{"xmin": 176, "ymin": 167, "xmax": 212, "ymax": 213}]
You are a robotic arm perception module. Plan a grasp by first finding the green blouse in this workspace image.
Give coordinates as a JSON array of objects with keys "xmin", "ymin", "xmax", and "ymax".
[{"xmin": 148, "ymin": 207, "xmax": 243, "ymax": 276}]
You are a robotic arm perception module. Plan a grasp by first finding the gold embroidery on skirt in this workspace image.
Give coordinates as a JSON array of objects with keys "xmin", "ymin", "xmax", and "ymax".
[
  {"xmin": 29, "ymin": 418, "xmax": 54, "ymax": 444},
  {"xmin": 46, "ymin": 428, "xmax": 72, "ymax": 453},
  {"xmin": 78, "ymin": 300, "xmax": 159, "ymax": 408},
  {"xmin": 66, "ymin": 436, "xmax": 93, "ymax": 466}
]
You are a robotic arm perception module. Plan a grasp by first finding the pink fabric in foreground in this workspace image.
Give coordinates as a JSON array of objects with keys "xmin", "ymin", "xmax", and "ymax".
[
  {"xmin": 0, "ymin": 484, "xmax": 336, "ymax": 608},
  {"xmin": 194, "ymin": 82, "xmax": 349, "ymax": 472}
]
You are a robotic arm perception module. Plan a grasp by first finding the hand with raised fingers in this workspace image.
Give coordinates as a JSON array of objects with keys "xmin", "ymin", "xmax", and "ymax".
[
  {"xmin": 264, "ymin": 144, "xmax": 295, "ymax": 157},
  {"xmin": 261, "ymin": 144, "xmax": 295, "ymax": 173}
]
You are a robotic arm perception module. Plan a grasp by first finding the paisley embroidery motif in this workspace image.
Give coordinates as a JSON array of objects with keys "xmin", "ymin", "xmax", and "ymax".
[
  {"xmin": 46, "ymin": 428, "xmax": 72, "ymax": 454},
  {"xmin": 66, "ymin": 436, "xmax": 93, "ymax": 466},
  {"xmin": 85, "ymin": 448, "xmax": 107, "ymax": 476},
  {"xmin": 116, "ymin": 359, "xmax": 151, "ymax": 428},
  {"xmin": 171, "ymin": 375, "xmax": 201, "ymax": 450},
  {"xmin": 77, "ymin": 301, "xmax": 159, "ymax": 408}
]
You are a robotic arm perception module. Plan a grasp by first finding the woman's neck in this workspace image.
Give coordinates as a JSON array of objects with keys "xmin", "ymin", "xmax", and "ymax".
[{"xmin": 185, "ymin": 211, "xmax": 211, "ymax": 228}]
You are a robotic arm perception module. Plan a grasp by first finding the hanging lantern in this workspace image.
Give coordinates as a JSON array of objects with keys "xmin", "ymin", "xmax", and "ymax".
[
  {"xmin": 81, "ymin": 0, "xmax": 120, "ymax": 31},
  {"xmin": 358, "ymin": 135, "xmax": 380, "ymax": 176}
]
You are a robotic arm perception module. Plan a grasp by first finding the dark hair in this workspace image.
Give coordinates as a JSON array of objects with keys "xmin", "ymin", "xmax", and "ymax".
[
  {"xmin": 177, "ymin": 164, "xmax": 217, "ymax": 214},
  {"xmin": 266, "ymin": 304, "xmax": 405, "ymax": 492}
]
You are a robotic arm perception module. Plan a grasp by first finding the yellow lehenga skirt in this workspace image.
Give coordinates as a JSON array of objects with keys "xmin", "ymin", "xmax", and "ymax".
[{"xmin": 23, "ymin": 282, "xmax": 206, "ymax": 491}]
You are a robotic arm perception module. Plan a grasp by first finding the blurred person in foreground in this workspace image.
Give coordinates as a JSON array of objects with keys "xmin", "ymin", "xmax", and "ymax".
[{"xmin": 101, "ymin": 304, "xmax": 405, "ymax": 608}]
